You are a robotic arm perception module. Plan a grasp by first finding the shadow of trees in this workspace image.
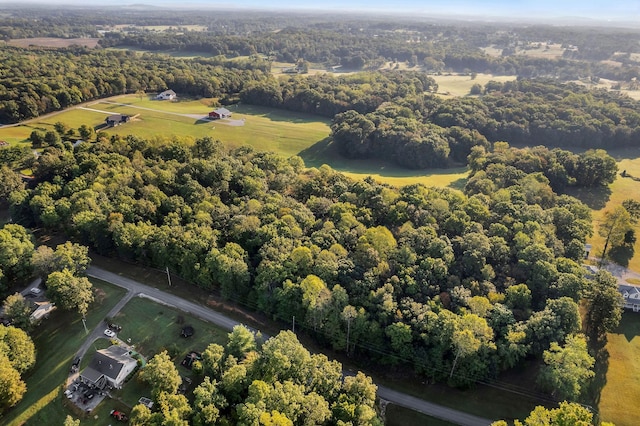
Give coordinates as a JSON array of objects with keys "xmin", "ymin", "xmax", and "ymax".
[
  {"xmin": 608, "ymin": 245, "xmax": 635, "ymax": 268},
  {"xmin": 584, "ymin": 335, "xmax": 610, "ymax": 411},
  {"xmin": 562, "ymin": 185, "xmax": 612, "ymax": 210}
]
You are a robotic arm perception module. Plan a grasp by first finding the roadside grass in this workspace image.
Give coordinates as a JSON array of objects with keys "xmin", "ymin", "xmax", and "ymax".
[
  {"xmin": 385, "ymin": 404, "xmax": 456, "ymax": 426},
  {"xmin": 78, "ymin": 297, "xmax": 229, "ymax": 426},
  {"xmin": 369, "ymin": 364, "xmax": 544, "ymax": 423},
  {"xmin": 598, "ymin": 313, "xmax": 640, "ymax": 425},
  {"xmin": 111, "ymin": 296, "xmax": 229, "ymax": 359},
  {"xmin": 4, "ymin": 279, "xmax": 127, "ymax": 426},
  {"xmin": 432, "ymin": 74, "xmax": 517, "ymax": 98}
]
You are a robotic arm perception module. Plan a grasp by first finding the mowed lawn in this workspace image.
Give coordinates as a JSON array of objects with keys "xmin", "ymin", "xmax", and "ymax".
[
  {"xmin": 4, "ymin": 279, "xmax": 127, "ymax": 426},
  {"xmin": 599, "ymin": 313, "xmax": 640, "ymax": 425}
]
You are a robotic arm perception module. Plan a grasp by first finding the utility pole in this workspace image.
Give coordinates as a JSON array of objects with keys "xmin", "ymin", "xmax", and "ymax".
[
  {"xmin": 292, "ymin": 316, "xmax": 295, "ymax": 333},
  {"xmin": 166, "ymin": 266, "xmax": 172, "ymax": 287},
  {"xmin": 81, "ymin": 316, "xmax": 88, "ymax": 334}
]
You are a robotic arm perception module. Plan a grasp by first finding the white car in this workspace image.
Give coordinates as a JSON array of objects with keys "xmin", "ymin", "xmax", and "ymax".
[
  {"xmin": 104, "ymin": 329, "xmax": 116, "ymax": 338},
  {"xmin": 30, "ymin": 287, "xmax": 42, "ymax": 295}
]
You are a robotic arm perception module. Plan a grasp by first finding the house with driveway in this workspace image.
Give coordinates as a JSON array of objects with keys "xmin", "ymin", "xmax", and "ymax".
[
  {"xmin": 209, "ymin": 107, "xmax": 232, "ymax": 119},
  {"xmin": 79, "ymin": 345, "xmax": 137, "ymax": 389}
]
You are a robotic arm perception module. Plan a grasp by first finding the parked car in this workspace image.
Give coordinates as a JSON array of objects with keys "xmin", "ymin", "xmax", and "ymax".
[
  {"xmin": 104, "ymin": 329, "xmax": 116, "ymax": 338},
  {"xmin": 29, "ymin": 287, "xmax": 42, "ymax": 295}
]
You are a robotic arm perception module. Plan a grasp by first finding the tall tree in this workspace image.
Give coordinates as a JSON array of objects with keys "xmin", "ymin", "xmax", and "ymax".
[
  {"xmin": 0, "ymin": 354, "xmax": 26, "ymax": 412},
  {"xmin": 46, "ymin": 269, "xmax": 94, "ymax": 316},
  {"xmin": 585, "ymin": 270, "xmax": 623, "ymax": 337},
  {"xmin": 0, "ymin": 325, "xmax": 36, "ymax": 373},
  {"xmin": 538, "ymin": 334, "xmax": 594, "ymax": 400},
  {"xmin": 2, "ymin": 293, "xmax": 33, "ymax": 331},
  {"xmin": 598, "ymin": 205, "xmax": 633, "ymax": 261},
  {"xmin": 139, "ymin": 351, "xmax": 182, "ymax": 399}
]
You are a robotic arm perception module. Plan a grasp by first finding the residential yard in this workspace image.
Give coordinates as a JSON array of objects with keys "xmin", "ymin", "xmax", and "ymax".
[
  {"xmin": 74, "ymin": 297, "xmax": 230, "ymax": 425},
  {"xmin": 4, "ymin": 279, "xmax": 127, "ymax": 426},
  {"xmin": 598, "ymin": 313, "xmax": 640, "ymax": 425}
]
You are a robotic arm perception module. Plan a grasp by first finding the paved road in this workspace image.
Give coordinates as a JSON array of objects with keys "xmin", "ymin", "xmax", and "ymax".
[{"xmin": 86, "ymin": 265, "xmax": 493, "ymax": 426}]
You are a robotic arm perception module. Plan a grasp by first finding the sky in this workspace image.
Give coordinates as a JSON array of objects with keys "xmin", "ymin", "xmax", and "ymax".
[{"xmin": 6, "ymin": 0, "xmax": 640, "ymax": 22}]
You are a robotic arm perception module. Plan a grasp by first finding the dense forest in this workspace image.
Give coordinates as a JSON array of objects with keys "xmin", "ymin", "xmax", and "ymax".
[
  {"xmin": 132, "ymin": 325, "xmax": 382, "ymax": 425},
  {"xmin": 0, "ymin": 135, "xmax": 622, "ymax": 397}
]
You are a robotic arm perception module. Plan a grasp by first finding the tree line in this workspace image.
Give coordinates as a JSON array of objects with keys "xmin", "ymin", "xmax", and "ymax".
[
  {"xmin": 2, "ymin": 135, "xmax": 623, "ymax": 400},
  {"xmin": 0, "ymin": 46, "xmax": 269, "ymax": 123}
]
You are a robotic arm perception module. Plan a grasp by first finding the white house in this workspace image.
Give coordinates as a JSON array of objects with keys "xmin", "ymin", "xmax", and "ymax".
[
  {"xmin": 618, "ymin": 283, "xmax": 640, "ymax": 312},
  {"xmin": 30, "ymin": 301, "xmax": 56, "ymax": 323},
  {"xmin": 80, "ymin": 345, "xmax": 138, "ymax": 389},
  {"xmin": 156, "ymin": 90, "xmax": 177, "ymax": 100}
]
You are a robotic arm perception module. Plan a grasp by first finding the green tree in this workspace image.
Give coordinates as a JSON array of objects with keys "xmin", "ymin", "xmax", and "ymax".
[
  {"xmin": 538, "ymin": 334, "xmax": 595, "ymax": 400},
  {"xmin": 0, "ymin": 325, "xmax": 36, "ymax": 373},
  {"xmin": 2, "ymin": 293, "xmax": 33, "ymax": 331},
  {"xmin": 226, "ymin": 324, "xmax": 257, "ymax": 360},
  {"xmin": 0, "ymin": 224, "xmax": 35, "ymax": 288},
  {"xmin": 585, "ymin": 270, "xmax": 623, "ymax": 337},
  {"xmin": 0, "ymin": 165, "xmax": 25, "ymax": 201},
  {"xmin": 201, "ymin": 343, "xmax": 225, "ymax": 379},
  {"xmin": 63, "ymin": 415, "xmax": 80, "ymax": 426},
  {"xmin": 46, "ymin": 269, "xmax": 94, "ymax": 316},
  {"xmin": 491, "ymin": 401, "xmax": 594, "ymax": 426},
  {"xmin": 139, "ymin": 351, "xmax": 182, "ymax": 399},
  {"xmin": 599, "ymin": 205, "xmax": 633, "ymax": 261},
  {"xmin": 77, "ymin": 124, "xmax": 94, "ymax": 141},
  {"xmin": 192, "ymin": 377, "xmax": 227, "ymax": 426},
  {"xmin": 0, "ymin": 354, "xmax": 26, "ymax": 412}
]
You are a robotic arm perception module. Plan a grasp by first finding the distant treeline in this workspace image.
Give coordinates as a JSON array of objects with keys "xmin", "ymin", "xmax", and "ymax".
[{"xmin": 329, "ymin": 79, "xmax": 640, "ymax": 169}]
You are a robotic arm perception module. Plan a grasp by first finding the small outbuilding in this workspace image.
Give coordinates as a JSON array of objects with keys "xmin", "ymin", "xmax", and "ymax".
[
  {"xmin": 156, "ymin": 90, "xmax": 177, "ymax": 100},
  {"xmin": 105, "ymin": 114, "xmax": 130, "ymax": 127},
  {"xmin": 209, "ymin": 108, "xmax": 232, "ymax": 119}
]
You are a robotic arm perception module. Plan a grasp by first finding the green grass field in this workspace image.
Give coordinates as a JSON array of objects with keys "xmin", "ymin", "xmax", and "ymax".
[
  {"xmin": 0, "ymin": 94, "xmax": 467, "ymax": 189},
  {"xmin": 432, "ymin": 74, "xmax": 517, "ymax": 98},
  {"xmin": 566, "ymin": 148, "xmax": 640, "ymax": 273},
  {"xmin": 598, "ymin": 313, "xmax": 640, "ymax": 425},
  {"xmin": 4, "ymin": 279, "xmax": 127, "ymax": 426}
]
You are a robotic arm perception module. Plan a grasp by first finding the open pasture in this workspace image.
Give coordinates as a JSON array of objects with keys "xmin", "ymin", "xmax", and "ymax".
[
  {"xmin": 0, "ymin": 95, "xmax": 466, "ymax": 188},
  {"xmin": 431, "ymin": 73, "xmax": 517, "ymax": 98}
]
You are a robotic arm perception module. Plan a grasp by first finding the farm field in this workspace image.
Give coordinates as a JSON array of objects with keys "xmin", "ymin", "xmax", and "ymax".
[{"xmin": 4, "ymin": 279, "xmax": 127, "ymax": 426}]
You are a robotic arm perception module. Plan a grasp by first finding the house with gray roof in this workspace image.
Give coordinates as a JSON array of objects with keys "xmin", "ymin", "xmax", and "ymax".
[
  {"xmin": 618, "ymin": 283, "xmax": 640, "ymax": 312},
  {"xmin": 80, "ymin": 345, "xmax": 137, "ymax": 389}
]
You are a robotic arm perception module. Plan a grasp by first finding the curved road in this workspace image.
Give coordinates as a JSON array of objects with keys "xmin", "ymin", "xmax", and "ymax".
[{"xmin": 86, "ymin": 265, "xmax": 492, "ymax": 426}]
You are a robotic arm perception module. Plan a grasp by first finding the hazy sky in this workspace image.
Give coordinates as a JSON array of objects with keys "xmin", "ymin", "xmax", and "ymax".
[{"xmin": 9, "ymin": 0, "xmax": 640, "ymax": 21}]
